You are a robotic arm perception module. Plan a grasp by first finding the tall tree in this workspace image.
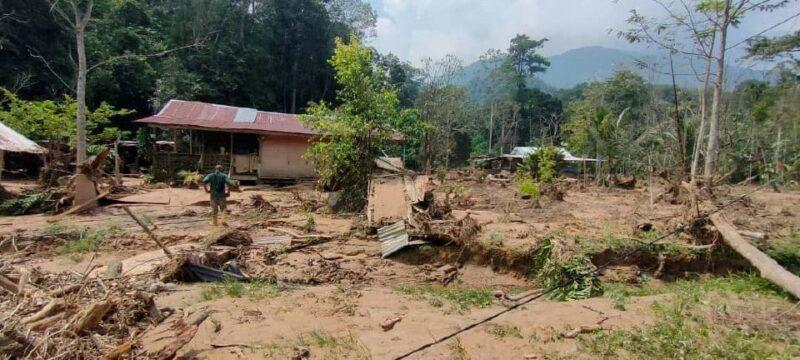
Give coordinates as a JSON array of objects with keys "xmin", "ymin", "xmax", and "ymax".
[
  {"xmin": 304, "ymin": 36, "xmax": 416, "ymax": 209},
  {"xmin": 48, "ymin": 0, "xmax": 94, "ymax": 165}
]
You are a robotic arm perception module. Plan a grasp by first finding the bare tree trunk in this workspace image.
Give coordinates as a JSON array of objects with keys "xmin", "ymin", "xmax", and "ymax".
[
  {"xmin": 75, "ymin": 23, "xmax": 88, "ymax": 165},
  {"xmin": 488, "ymin": 102, "xmax": 494, "ymax": 155},
  {"xmin": 691, "ymin": 55, "xmax": 714, "ymax": 183},
  {"xmin": 704, "ymin": 0, "xmax": 730, "ymax": 178},
  {"xmin": 669, "ymin": 52, "xmax": 686, "ymax": 175}
]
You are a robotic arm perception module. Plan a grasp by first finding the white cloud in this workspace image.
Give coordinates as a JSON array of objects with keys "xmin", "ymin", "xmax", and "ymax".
[{"xmin": 366, "ymin": 0, "xmax": 800, "ymax": 66}]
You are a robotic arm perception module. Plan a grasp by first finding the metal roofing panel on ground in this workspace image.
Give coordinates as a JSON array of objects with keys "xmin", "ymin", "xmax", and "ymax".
[
  {"xmin": 378, "ymin": 221, "xmax": 409, "ymax": 258},
  {"xmin": 136, "ymin": 100, "xmax": 315, "ymax": 136},
  {"xmin": 0, "ymin": 121, "xmax": 47, "ymax": 154}
]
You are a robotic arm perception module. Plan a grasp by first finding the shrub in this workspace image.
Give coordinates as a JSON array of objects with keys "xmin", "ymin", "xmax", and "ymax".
[
  {"xmin": 518, "ymin": 146, "xmax": 566, "ymax": 183},
  {"xmin": 517, "ymin": 176, "xmax": 540, "ymax": 200}
]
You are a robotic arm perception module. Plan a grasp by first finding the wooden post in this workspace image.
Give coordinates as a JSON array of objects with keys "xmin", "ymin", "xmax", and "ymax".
[
  {"xmin": 229, "ymin": 132, "xmax": 234, "ymax": 175},
  {"xmin": 114, "ymin": 134, "xmax": 122, "ymax": 186},
  {"xmin": 122, "ymin": 206, "xmax": 173, "ymax": 258}
]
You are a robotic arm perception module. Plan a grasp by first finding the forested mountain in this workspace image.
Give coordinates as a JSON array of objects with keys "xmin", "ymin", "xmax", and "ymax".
[{"xmin": 459, "ymin": 46, "xmax": 772, "ymax": 93}]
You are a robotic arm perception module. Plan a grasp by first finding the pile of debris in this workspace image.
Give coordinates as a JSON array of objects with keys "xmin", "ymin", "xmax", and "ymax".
[
  {"xmin": 0, "ymin": 263, "xmax": 207, "ymax": 359},
  {"xmin": 368, "ymin": 157, "xmax": 481, "ymax": 258}
]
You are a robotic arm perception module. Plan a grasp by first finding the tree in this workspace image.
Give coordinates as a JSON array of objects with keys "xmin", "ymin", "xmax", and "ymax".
[
  {"xmin": 505, "ymin": 35, "xmax": 550, "ymax": 91},
  {"xmin": 47, "ymin": 0, "xmax": 94, "ymax": 165},
  {"xmin": 621, "ymin": 0, "xmax": 798, "ymax": 178},
  {"xmin": 415, "ymin": 55, "xmax": 473, "ymax": 170},
  {"xmin": 323, "ymin": 0, "xmax": 378, "ymax": 39},
  {"xmin": 0, "ymin": 87, "xmax": 130, "ymax": 145},
  {"xmin": 45, "ymin": 0, "xmax": 203, "ymax": 166},
  {"xmin": 747, "ymin": 30, "xmax": 800, "ymax": 66},
  {"xmin": 303, "ymin": 36, "xmax": 416, "ymax": 210}
]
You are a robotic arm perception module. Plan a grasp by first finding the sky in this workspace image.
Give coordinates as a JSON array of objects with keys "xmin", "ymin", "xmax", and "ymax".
[{"xmin": 365, "ymin": 0, "xmax": 800, "ymax": 66}]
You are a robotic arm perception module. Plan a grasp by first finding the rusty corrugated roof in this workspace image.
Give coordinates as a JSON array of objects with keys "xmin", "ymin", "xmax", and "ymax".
[
  {"xmin": 136, "ymin": 100, "xmax": 314, "ymax": 136},
  {"xmin": 0, "ymin": 121, "xmax": 47, "ymax": 154}
]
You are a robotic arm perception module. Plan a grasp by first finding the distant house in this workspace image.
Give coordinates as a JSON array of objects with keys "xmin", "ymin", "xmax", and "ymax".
[
  {"xmin": 136, "ymin": 100, "xmax": 316, "ymax": 181},
  {"xmin": 0, "ymin": 121, "xmax": 47, "ymax": 180}
]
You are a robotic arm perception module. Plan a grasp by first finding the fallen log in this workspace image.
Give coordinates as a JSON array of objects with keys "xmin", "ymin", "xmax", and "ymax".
[
  {"xmin": 27, "ymin": 312, "xmax": 68, "ymax": 331},
  {"xmin": 0, "ymin": 274, "xmax": 18, "ymax": 294},
  {"xmin": 65, "ymin": 299, "xmax": 113, "ymax": 334},
  {"xmin": 22, "ymin": 299, "xmax": 66, "ymax": 325},
  {"xmin": 710, "ymin": 213, "xmax": 800, "ymax": 299},
  {"xmin": 266, "ymin": 227, "xmax": 333, "ymax": 240}
]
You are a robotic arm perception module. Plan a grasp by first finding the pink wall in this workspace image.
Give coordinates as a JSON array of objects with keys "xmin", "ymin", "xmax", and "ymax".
[{"xmin": 259, "ymin": 135, "xmax": 315, "ymax": 179}]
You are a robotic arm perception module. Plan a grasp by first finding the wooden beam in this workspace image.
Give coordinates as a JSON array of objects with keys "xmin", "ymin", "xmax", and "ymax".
[{"xmin": 121, "ymin": 206, "xmax": 173, "ymax": 258}]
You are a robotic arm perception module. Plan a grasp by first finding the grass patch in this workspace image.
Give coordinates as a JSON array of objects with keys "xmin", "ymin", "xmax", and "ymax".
[
  {"xmin": 200, "ymin": 278, "xmax": 281, "ymax": 301},
  {"xmin": 43, "ymin": 222, "xmax": 71, "ymax": 235},
  {"xmin": 584, "ymin": 273, "xmax": 799, "ymax": 358},
  {"xmin": 486, "ymin": 324, "xmax": 523, "ymax": 339},
  {"xmin": 394, "ymin": 284, "xmax": 495, "ymax": 313},
  {"xmin": 58, "ymin": 226, "xmax": 112, "ymax": 253},
  {"xmin": 767, "ymin": 233, "xmax": 800, "ymax": 276},
  {"xmin": 602, "ymin": 273, "xmax": 791, "ymax": 302}
]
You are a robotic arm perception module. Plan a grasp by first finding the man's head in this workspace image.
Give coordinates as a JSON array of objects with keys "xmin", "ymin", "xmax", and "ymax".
[{"xmin": 215, "ymin": 165, "xmax": 223, "ymax": 172}]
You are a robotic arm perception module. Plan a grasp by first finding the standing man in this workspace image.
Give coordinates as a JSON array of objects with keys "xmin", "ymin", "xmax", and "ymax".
[{"xmin": 203, "ymin": 165, "xmax": 236, "ymax": 226}]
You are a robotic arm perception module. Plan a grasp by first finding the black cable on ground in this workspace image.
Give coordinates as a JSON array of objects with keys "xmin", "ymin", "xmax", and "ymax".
[{"xmin": 394, "ymin": 184, "xmax": 770, "ymax": 359}]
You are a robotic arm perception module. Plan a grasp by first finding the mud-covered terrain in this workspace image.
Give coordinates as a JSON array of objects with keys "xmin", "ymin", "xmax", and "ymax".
[{"xmin": 1, "ymin": 174, "xmax": 798, "ymax": 359}]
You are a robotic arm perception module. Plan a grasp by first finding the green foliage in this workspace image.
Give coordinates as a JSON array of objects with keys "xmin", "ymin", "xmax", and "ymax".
[
  {"xmin": 43, "ymin": 222, "xmax": 71, "ymax": 236},
  {"xmin": 0, "ymin": 88, "xmax": 131, "ymax": 145},
  {"xmin": 302, "ymin": 211, "xmax": 316, "ymax": 232},
  {"xmin": 767, "ymin": 233, "xmax": 800, "ymax": 276},
  {"xmin": 303, "ymin": 36, "xmax": 416, "ymax": 210},
  {"xmin": 0, "ymin": 188, "xmax": 67, "ymax": 216},
  {"xmin": 394, "ymin": 284, "xmax": 495, "ymax": 313},
  {"xmin": 135, "ymin": 127, "xmax": 153, "ymax": 163},
  {"xmin": 517, "ymin": 176, "xmax": 540, "ymax": 200},
  {"xmin": 540, "ymin": 255, "xmax": 602, "ymax": 301},
  {"xmin": 59, "ymin": 226, "xmax": 115, "ymax": 254},
  {"xmin": 526, "ymin": 236, "xmax": 602, "ymax": 301},
  {"xmin": 518, "ymin": 146, "xmax": 566, "ymax": 183}
]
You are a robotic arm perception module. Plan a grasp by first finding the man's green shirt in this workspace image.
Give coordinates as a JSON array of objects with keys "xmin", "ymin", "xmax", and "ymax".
[{"xmin": 203, "ymin": 171, "xmax": 234, "ymax": 197}]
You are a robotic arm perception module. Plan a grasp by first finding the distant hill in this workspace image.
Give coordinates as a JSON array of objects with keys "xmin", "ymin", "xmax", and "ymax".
[{"xmin": 457, "ymin": 46, "xmax": 772, "ymax": 96}]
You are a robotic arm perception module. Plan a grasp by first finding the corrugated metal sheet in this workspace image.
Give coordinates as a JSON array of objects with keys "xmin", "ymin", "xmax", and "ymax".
[
  {"xmin": 136, "ymin": 100, "xmax": 314, "ymax": 136},
  {"xmin": 0, "ymin": 121, "xmax": 46, "ymax": 154},
  {"xmin": 378, "ymin": 221, "xmax": 409, "ymax": 258}
]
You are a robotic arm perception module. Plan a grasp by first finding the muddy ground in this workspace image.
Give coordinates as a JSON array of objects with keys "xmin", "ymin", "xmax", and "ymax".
[{"xmin": 1, "ymin": 173, "xmax": 798, "ymax": 359}]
